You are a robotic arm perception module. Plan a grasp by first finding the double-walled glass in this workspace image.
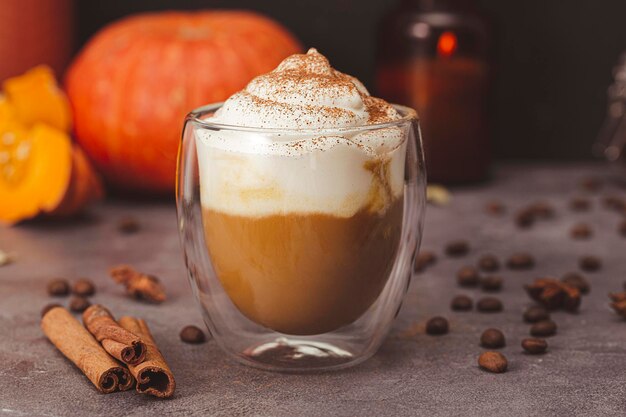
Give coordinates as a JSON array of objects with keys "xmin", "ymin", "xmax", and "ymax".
[{"xmin": 176, "ymin": 103, "xmax": 426, "ymax": 372}]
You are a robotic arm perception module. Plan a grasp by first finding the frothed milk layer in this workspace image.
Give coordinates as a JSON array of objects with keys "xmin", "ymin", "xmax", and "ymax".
[{"xmin": 196, "ymin": 48, "xmax": 408, "ymax": 217}]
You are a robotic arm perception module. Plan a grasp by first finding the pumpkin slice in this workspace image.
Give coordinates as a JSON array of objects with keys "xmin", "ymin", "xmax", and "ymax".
[
  {"xmin": 50, "ymin": 145, "xmax": 104, "ymax": 218},
  {"xmin": 3, "ymin": 66, "xmax": 72, "ymax": 132},
  {"xmin": 0, "ymin": 123, "xmax": 102, "ymax": 224}
]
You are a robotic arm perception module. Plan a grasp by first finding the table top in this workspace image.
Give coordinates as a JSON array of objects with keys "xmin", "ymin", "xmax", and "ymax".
[{"xmin": 2, "ymin": 163, "xmax": 626, "ymax": 417}]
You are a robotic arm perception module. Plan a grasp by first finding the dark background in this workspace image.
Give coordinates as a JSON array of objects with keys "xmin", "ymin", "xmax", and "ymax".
[{"xmin": 75, "ymin": 0, "xmax": 626, "ymax": 160}]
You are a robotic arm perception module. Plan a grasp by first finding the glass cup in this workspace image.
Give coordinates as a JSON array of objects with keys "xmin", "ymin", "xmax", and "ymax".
[{"xmin": 176, "ymin": 103, "xmax": 426, "ymax": 372}]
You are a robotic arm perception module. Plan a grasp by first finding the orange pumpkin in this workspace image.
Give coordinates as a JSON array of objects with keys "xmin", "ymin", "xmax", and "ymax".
[{"xmin": 65, "ymin": 11, "xmax": 302, "ymax": 194}]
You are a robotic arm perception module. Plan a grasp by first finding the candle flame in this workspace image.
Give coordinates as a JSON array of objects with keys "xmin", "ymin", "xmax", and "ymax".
[{"xmin": 437, "ymin": 31, "xmax": 457, "ymax": 57}]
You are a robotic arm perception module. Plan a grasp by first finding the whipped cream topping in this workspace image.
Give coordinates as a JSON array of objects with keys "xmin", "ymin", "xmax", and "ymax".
[
  {"xmin": 196, "ymin": 49, "xmax": 410, "ymax": 217},
  {"xmin": 212, "ymin": 48, "xmax": 401, "ymax": 129}
]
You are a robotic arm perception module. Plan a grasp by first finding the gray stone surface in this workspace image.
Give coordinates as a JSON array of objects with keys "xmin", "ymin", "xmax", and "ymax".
[{"xmin": 1, "ymin": 163, "xmax": 626, "ymax": 417}]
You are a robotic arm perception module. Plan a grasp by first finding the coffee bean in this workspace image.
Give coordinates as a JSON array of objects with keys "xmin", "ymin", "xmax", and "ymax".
[
  {"xmin": 478, "ymin": 254, "xmax": 500, "ymax": 272},
  {"xmin": 602, "ymin": 195, "xmax": 625, "ymax": 211},
  {"xmin": 445, "ymin": 240, "xmax": 469, "ymax": 257},
  {"xmin": 477, "ymin": 297, "xmax": 503, "ymax": 313},
  {"xmin": 414, "ymin": 251, "xmax": 437, "ymax": 272},
  {"xmin": 570, "ymin": 223, "xmax": 593, "ymax": 240},
  {"xmin": 507, "ymin": 253, "xmax": 535, "ymax": 270},
  {"xmin": 457, "ymin": 266, "xmax": 481, "ymax": 287},
  {"xmin": 72, "ymin": 278, "xmax": 95, "ymax": 297},
  {"xmin": 524, "ymin": 279, "xmax": 564, "ymax": 310},
  {"xmin": 579, "ymin": 255, "xmax": 601, "ymax": 272},
  {"xmin": 522, "ymin": 338, "xmax": 548, "ymax": 354},
  {"xmin": 480, "ymin": 328, "xmax": 506, "ymax": 349},
  {"xmin": 478, "ymin": 351, "xmax": 508, "ymax": 373},
  {"xmin": 481, "ymin": 275, "xmax": 503, "ymax": 292},
  {"xmin": 515, "ymin": 208, "xmax": 535, "ymax": 229},
  {"xmin": 619, "ymin": 220, "xmax": 626, "ymax": 237},
  {"xmin": 47, "ymin": 279, "xmax": 70, "ymax": 297},
  {"xmin": 530, "ymin": 320, "xmax": 557, "ymax": 337},
  {"xmin": 562, "ymin": 284, "xmax": 582, "ymax": 312},
  {"xmin": 485, "ymin": 201, "xmax": 506, "ymax": 216},
  {"xmin": 569, "ymin": 197, "xmax": 591, "ymax": 212},
  {"xmin": 41, "ymin": 303, "xmax": 62, "ymax": 318},
  {"xmin": 609, "ymin": 292, "xmax": 626, "ymax": 302},
  {"xmin": 524, "ymin": 278, "xmax": 581, "ymax": 312},
  {"xmin": 529, "ymin": 201, "xmax": 555, "ymax": 219},
  {"xmin": 69, "ymin": 296, "xmax": 91, "ymax": 313},
  {"xmin": 451, "ymin": 295, "xmax": 473, "ymax": 311},
  {"xmin": 180, "ymin": 325, "xmax": 207, "ymax": 343},
  {"xmin": 425, "ymin": 316, "xmax": 449, "ymax": 335},
  {"xmin": 609, "ymin": 293, "xmax": 626, "ymax": 317},
  {"xmin": 580, "ymin": 177, "xmax": 602, "ymax": 192},
  {"xmin": 561, "ymin": 272, "xmax": 590, "ymax": 294},
  {"xmin": 523, "ymin": 306, "xmax": 550, "ymax": 323},
  {"xmin": 118, "ymin": 216, "xmax": 141, "ymax": 234}
]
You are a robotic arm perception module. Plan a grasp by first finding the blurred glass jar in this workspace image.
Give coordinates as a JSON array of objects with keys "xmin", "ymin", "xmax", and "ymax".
[
  {"xmin": 376, "ymin": 0, "xmax": 491, "ymax": 184},
  {"xmin": 595, "ymin": 52, "xmax": 626, "ymax": 179}
]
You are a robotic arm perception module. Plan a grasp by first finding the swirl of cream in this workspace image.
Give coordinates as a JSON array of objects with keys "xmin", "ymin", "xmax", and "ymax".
[{"xmin": 212, "ymin": 48, "xmax": 400, "ymax": 129}]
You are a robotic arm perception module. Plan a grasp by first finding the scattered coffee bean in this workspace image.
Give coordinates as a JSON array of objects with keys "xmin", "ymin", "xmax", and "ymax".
[
  {"xmin": 579, "ymin": 255, "xmax": 601, "ymax": 272},
  {"xmin": 609, "ymin": 292, "xmax": 626, "ymax": 302},
  {"xmin": 41, "ymin": 303, "xmax": 62, "ymax": 318},
  {"xmin": 530, "ymin": 319, "xmax": 557, "ymax": 337},
  {"xmin": 524, "ymin": 278, "xmax": 581, "ymax": 311},
  {"xmin": 47, "ymin": 279, "xmax": 70, "ymax": 297},
  {"xmin": 180, "ymin": 325, "xmax": 207, "ymax": 344},
  {"xmin": 451, "ymin": 295, "xmax": 473, "ymax": 311},
  {"xmin": 515, "ymin": 208, "xmax": 535, "ymax": 229},
  {"xmin": 485, "ymin": 201, "xmax": 506, "ymax": 216},
  {"xmin": 414, "ymin": 251, "xmax": 437, "ymax": 272},
  {"xmin": 561, "ymin": 272, "xmax": 590, "ymax": 294},
  {"xmin": 478, "ymin": 254, "xmax": 500, "ymax": 272},
  {"xmin": 610, "ymin": 296, "xmax": 626, "ymax": 317},
  {"xmin": 602, "ymin": 195, "xmax": 625, "ymax": 212},
  {"xmin": 619, "ymin": 220, "xmax": 626, "ymax": 237},
  {"xmin": 72, "ymin": 278, "xmax": 95, "ymax": 297},
  {"xmin": 569, "ymin": 197, "xmax": 591, "ymax": 212},
  {"xmin": 117, "ymin": 216, "xmax": 141, "ymax": 234},
  {"xmin": 521, "ymin": 338, "xmax": 548, "ymax": 354},
  {"xmin": 523, "ymin": 306, "xmax": 550, "ymax": 323},
  {"xmin": 425, "ymin": 316, "xmax": 449, "ymax": 335},
  {"xmin": 480, "ymin": 328, "xmax": 506, "ymax": 349},
  {"xmin": 481, "ymin": 275, "xmax": 503, "ymax": 292},
  {"xmin": 507, "ymin": 253, "xmax": 535, "ymax": 270},
  {"xmin": 529, "ymin": 201, "xmax": 555, "ymax": 219},
  {"xmin": 69, "ymin": 296, "xmax": 91, "ymax": 313},
  {"xmin": 457, "ymin": 266, "xmax": 481, "ymax": 287},
  {"xmin": 445, "ymin": 240, "xmax": 469, "ymax": 257},
  {"xmin": 478, "ymin": 351, "xmax": 508, "ymax": 373},
  {"xmin": 611, "ymin": 302, "xmax": 626, "ymax": 317},
  {"xmin": 477, "ymin": 297, "xmax": 503, "ymax": 313},
  {"xmin": 609, "ymin": 292, "xmax": 626, "ymax": 318},
  {"xmin": 570, "ymin": 223, "xmax": 593, "ymax": 240},
  {"xmin": 579, "ymin": 177, "xmax": 602, "ymax": 192}
]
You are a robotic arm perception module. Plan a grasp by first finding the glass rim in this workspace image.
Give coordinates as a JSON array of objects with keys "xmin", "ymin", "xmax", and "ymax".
[{"xmin": 186, "ymin": 102, "xmax": 418, "ymax": 135}]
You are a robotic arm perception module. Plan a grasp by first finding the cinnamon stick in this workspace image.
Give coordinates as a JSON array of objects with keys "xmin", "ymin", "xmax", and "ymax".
[
  {"xmin": 82, "ymin": 304, "xmax": 147, "ymax": 365},
  {"xmin": 41, "ymin": 306, "xmax": 134, "ymax": 393},
  {"xmin": 118, "ymin": 316, "xmax": 176, "ymax": 398}
]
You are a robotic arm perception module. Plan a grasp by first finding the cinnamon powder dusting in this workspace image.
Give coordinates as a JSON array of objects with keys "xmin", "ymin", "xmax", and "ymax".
[{"xmin": 220, "ymin": 48, "xmax": 401, "ymax": 129}]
